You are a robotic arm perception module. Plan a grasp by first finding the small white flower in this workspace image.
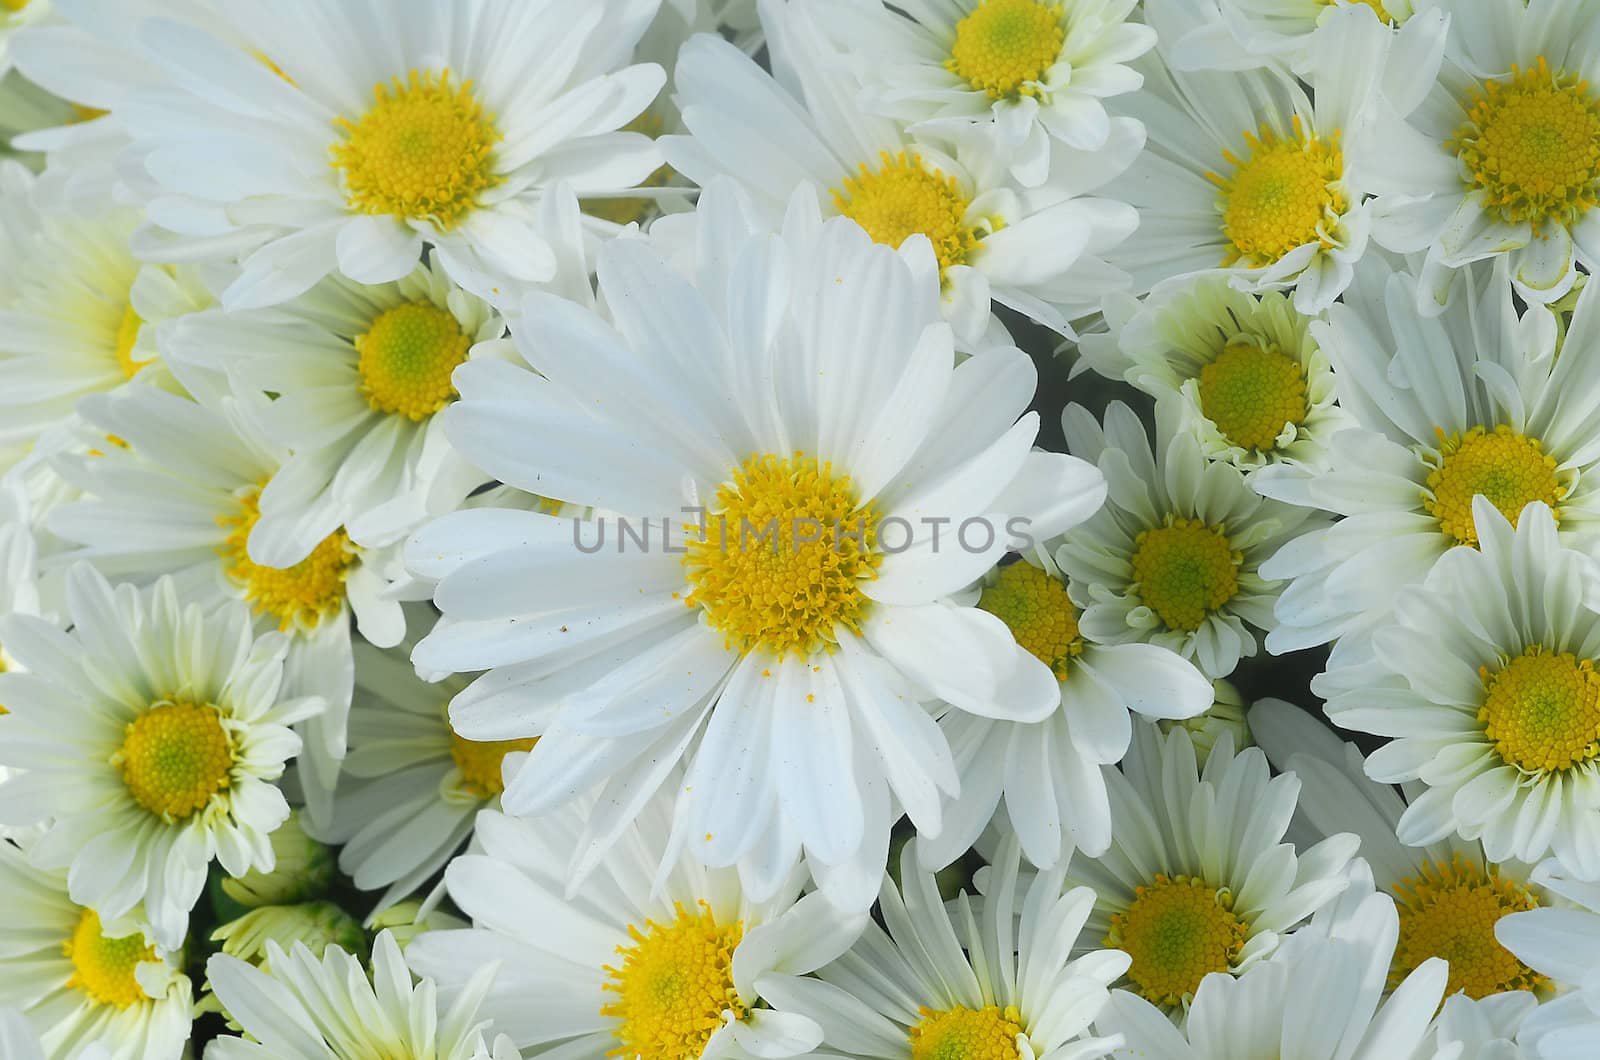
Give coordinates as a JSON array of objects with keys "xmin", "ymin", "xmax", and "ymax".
[
  {"xmin": 0, "ymin": 566, "xmax": 323, "ymax": 948},
  {"xmin": 1499, "ymin": 863, "xmax": 1600, "ymax": 1058},
  {"xmin": 1320, "ymin": 498, "xmax": 1600, "ymax": 880},
  {"xmin": 407, "ymin": 791, "xmax": 859, "ymax": 1060},
  {"xmin": 1064, "ymin": 722, "xmax": 1357, "ymax": 1012}
]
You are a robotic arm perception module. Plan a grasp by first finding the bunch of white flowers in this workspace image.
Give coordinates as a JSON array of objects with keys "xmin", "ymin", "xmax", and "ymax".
[{"xmin": 1, "ymin": 1, "xmax": 1598, "ymax": 1057}]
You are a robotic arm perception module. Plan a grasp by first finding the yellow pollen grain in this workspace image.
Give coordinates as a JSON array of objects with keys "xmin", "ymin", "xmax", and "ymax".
[
  {"xmin": 1479, "ymin": 645, "xmax": 1600, "ymax": 773},
  {"xmin": 908, "ymin": 1004, "xmax": 1024, "ymax": 1060},
  {"xmin": 449, "ymin": 731, "xmax": 538, "ymax": 799},
  {"xmin": 1105, "ymin": 873, "xmax": 1246, "ymax": 1008},
  {"xmin": 833, "ymin": 151, "xmax": 985, "ymax": 275},
  {"xmin": 113, "ymin": 302, "xmax": 145, "ymax": 380},
  {"xmin": 1207, "ymin": 116, "xmax": 1347, "ymax": 268},
  {"xmin": 1423, "ymin": 425, "xmax": 1566, "ymax": 547},
  {"xmin": 977, "ymin": 562, "xmax": 1083, "ymax": 680},
  {"xmin": 601, "ymin": 901, "xmax": 745, "ymax": 1060},
  {"xmin": 220, "ymin": 486, "xmax": 356, "ymax": 632},
  {"xmin": 331, "ymin": 68, "xmax": 501, "ymax": 229},
  {"xmin": 1452, "ymin": 57, "xmax": 1600, "ymax": 227},
  {"xmin": 1196, "ymin": 338, "xmax": 1309, "ymax": 452},
  {"xmin": 63, "ymin": 909, "xmax": 154, "ymax": 1009},
  {"xmin": 683, "ymin": 452, "xmax": 881, "ymax": 659},
  {"xmin": 1390, "ymin": 854, "xmax": 1546, "ymax": 999},
  {"xmin": 355, "ymin": 301, "xmax": 472, "ymax": 421},
  {"xmin": 115, "ymin": 701, "xmax": 234, "ymax": 821},
  {"xmin": 945, "ymin": 0, "xmax": 1064, "ymax": 101},
  {"xmin": 1129, "ymin": 517, "xmax": 1241, "ymax": 633}
]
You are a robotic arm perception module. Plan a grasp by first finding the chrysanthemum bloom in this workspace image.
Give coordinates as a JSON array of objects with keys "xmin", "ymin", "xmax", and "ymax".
[
  {"xmin": 47, "ymin": 383, "xmax": 411, "ymax": 825},
  {"xmin": 661, "ymin": 1, "xmax": 1143, "ymax": 346},
  {"xmin": 1251, "ymin": 698, "xmax": 1552, "ymax": 1002},
  {"xmin": 922, "ymin": 553, "xmax": 1213, "ymax": 871},
  {"xmin": 1110, "ymin": 0, "xmax": 1404, "ymax": 313},
  {"xmin": 408, "ymin": 181, "xmax": 1106, "ymax": 909},
  {"xmin": 760, "ymin": 833, "xmax": 1127, "ymax": 1060},
  {"xmin": 1057, "ymin": 402, "xmax": 1320, "ymax": 679},
  {"xmin": 408, "ymin": 792, "xmax": 861, "ymax": 1059},
  {"xmin": 1083, "ymin": 273, "xmax": 1354, "ymax": 473},
  {"xmin": 809, "ymin": 0, "xmax": 1155, "ymax": 187},
  {"xmin": 1354, "ymin": 0, "xmax": 1600, "ymax": 312},
  {"xmin": 119, "ymin": 0, "xmax": 667, "ymax": 308},
  {"xmin": 165, "ymin": 253, "xmax": 510, "ymax": 551},
  {"xmin": 1065, "ymin": 723, "xmax": 1357, "ymax": 1012},
  {"xmin": 1096, "ymin": 879, "xmax": 1449, "ymax": 1060},
  {"xmin": 1499, "ymin": 863, "xmax": 1600, "ymax": 1056},
  {"xmin": 0, "ymin": 833, "xmax": 191, "ymax": 1060},
  {"xmin": 0, "ymin": 567, "xmax": 323, "ymax": 948},
  {"xmin": 1322, "ymin": 497, "xmax": 1600, "ymax": 880},
  {"xmin": 206, "ymin": 930, "xmax": 519, "ymax": 1060},
  {"xmin": 0, "ymin": 161, "xmax": 212, "ymax": 455},
  {"xmin": 320, "ymin": 616, "xmax": 538, "ymax": 914},
  {"xmin": 1258, "ymin": 258, "xmax": 1600, "ymax": 653}
]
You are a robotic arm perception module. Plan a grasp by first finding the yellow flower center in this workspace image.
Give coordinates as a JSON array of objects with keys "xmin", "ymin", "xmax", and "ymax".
[
  {"xmin": 1390, "ymin": 855, "xmax": 1546, "ymax": 999},
  {"xmin": 909, "ymin": 1005, "xmax": 1024, "ymax": 1060},
  {"xmin": 449, "ymin": 731, "xmax": 539, "ymax": 799},
  {"xmin": 1422, "ymin": 425, "xmax": 1566, "ymax": 547},
  {"xmin": 331, "ymin": 69, "xmax": 501, "ymax": 230},
  {"xmin": 977, "ymin": 562, "xmax": 1083, "ymax": 680},
  {"xmin": 1479, "ymin": 645, "xmax": 1600, "ymax": 773},
  {"xmin": 601, "ymin": 902, "xmax": 745, "ymax": 1060},
  {"xmin": 1196, "ymin": 338, "xmax": 1310, "ymax": 452},
  {"xmin": 1105, "ymin": 874, "xmax": 1247, "ymax": 1008},
  {"xmin": 221, "ymin": 486, "xmax": 356, "ymax": 631},
  {"xmin": 1209, "ymin": 117, "xmax": 1347, "ymax": 268},
  {"xmin": 355, "ymin": 302, "xmax": 472, "ymax": 421},
  {"xmin": 945, "ymin": 0, "xmax": 1064, "ymax": 101},
  {"xmin": 113, "ymin": 302, "xmax": 145, "ymax": 380},
  {"xmin": 683, "ymin": 453, "xmax": 881, "ymax": 659},
  {"xmin": 64, "ymin": 909, "xmax": 154, "ymax": 1009},
  {"xmin": 116, "ymin": 701, "xmax": 234, "ymax": 820},
  {"xmin": 833, "ymin": 151, "xmax": 984, "ymax": 275},
  {"xmin": 1, "ymin": 0, "xmax": 29, "ymax": 12},
  {"xmin": 1453, "ymin": 57, "xmax": 1600, "ymax": 227},
  {"xmin": 1129, "ymin": 517, "xmax": 1241, "ymax": 633}
]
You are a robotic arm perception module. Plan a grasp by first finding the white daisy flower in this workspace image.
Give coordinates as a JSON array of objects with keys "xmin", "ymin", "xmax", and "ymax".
[
  {"xmin": 0, "ymin": 566, "xmax": 323, "ymax": 948},
  {"xmin": 1110, "ymin": 0, "xmax": 1396, "ymax": 313},
  {"xmin": 1354, "ymin": 0, "xmax": 1600, "ymax": 312},
  {"xmin": 812, "ymin": 0, "xmax": 1156, "ymax": 187},
  {"xmin": 1082, "ymin": 274, "xmax": 1354, "ymax": 473},
  {"xmin": 1168, "ymin": 0, "xmax": 1418, "ymax": 76},
  {"xmin": 1498, "ymin": 863, "xmax": 1600, "ymax": 1058},
  {"xmin": 1257, "ymin": 258, "xmax": 1600, "ymax": 653},
  {"xmin": 319, "ymin": 620, "xmax": 536, "ymax": 916},
  {"xmin": 1323, "ymin": 497, "xmax": 1600, "ymax": 880},
  {"xmin": 406, "ymin": 791, "xmax": 860, "ymax": 1060},
  {"xmin": 661, "ymin": 3, "xmax": 1144, "ymax": 345},
  {"xmin": 409, "ymin": 181, "xmax": 1106, "ymax": 910},
  {"xmin": 1056, "ymin": 401, "xmax": 1320, "ymax": 680},
  {"xmin": 922, "ymin": 552, "xmax": 1213, "ymax": 872},
  {"xmin": 0, "ymin": 162, "xmax": 214, "ymax": 453},
  {"xmin": 1095, "ymin": 878, "xmax": 1449, "ymax": 1060},
  {"xmin": 206, "ymin": 929, "xmax": 520, "ymax": 1060},
  {"xmin": 0, "ymin": 840, "xmax": 191, "ymax": 1060},
  {"xmin": 759, "ymin": 832, "xmax": 1127, "ymax": 1060},
  {"xmin": 46, "ymin": 383, "xmax": 411, "ymax": 826},
  {"xmin": 166, "ymin": 252, "xmax": 510, "ymax": 552},
  {"xmin": 1250, "ymin": 697, "xmax": 1553, "ymax": 1002},
  {"xmin": 1065, "ymin": 723, "xmax": 1357, "ymax": 1013},
  {"xmin": 122, "ymin": 0, "xmax": 666, "ymax": 308}
]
